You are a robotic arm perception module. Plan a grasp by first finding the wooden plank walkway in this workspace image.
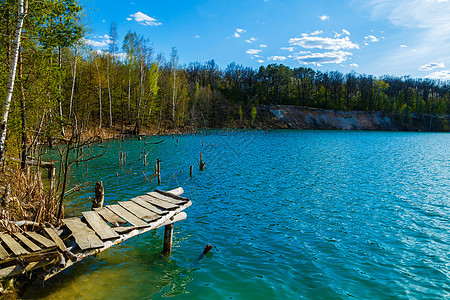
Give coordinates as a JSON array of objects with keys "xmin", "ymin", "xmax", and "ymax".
[
  {"xmin": 63, "ymin": 218, "xmax": 105, "ymax": 250},
  {"xmin": 0, "ymin": 187, "xmax": 191, "ymax": 282}
]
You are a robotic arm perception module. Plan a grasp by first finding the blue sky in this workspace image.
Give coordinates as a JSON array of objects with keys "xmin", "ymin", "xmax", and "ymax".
[{"xmin": 82, "ymin": 0, "xmax": 450, "ymax": 80}]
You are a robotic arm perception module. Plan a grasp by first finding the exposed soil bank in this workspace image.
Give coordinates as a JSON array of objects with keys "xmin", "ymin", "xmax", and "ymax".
[{"xmin": 253, "ymin": 105, "xmax": 449, "ymax": 132}]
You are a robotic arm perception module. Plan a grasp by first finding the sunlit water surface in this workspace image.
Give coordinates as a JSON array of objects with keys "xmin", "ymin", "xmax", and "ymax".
[{"xmin": 23, "ymin": 130, "xmax": 450, "ymax": 299}]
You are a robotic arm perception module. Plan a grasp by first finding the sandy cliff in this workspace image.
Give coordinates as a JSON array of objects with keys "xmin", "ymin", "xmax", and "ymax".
[{"xmin": 255, "ymin": 105, "xmax": 448, "ymax": 131}]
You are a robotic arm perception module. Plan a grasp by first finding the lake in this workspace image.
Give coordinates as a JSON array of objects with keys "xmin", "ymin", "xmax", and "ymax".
[{"xmin": 24, "ymin": 130, "xmax": 450, "ymax": 299}]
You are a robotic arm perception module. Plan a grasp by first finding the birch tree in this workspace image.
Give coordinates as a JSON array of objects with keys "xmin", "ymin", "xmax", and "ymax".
[
  {"xmin": 170, "ymin": 47, "xmax": 178, "ymax": 126},
  {"xmin": 0, "ymin": 0, "xmax": 27, "ymax": 162}
]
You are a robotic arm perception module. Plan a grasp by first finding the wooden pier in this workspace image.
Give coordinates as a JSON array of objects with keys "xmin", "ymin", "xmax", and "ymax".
[{"xmin": 0, "ymin": 187, "xmax": 191, "ymax": 283}]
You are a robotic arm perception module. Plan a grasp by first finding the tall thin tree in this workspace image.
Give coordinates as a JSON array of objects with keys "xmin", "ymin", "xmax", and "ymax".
[{"xmin": 0, "ymin": 0, "xmax": 27, "ymax": 162}]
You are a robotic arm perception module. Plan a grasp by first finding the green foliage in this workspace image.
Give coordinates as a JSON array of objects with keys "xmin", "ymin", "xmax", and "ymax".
[
  {"xmin": 251, "ymin": 106, "xmax": 257, "ymax": 126},
  {"xmin": 238, "ymin": 105, "xmax": 243, "ymax": 123}
]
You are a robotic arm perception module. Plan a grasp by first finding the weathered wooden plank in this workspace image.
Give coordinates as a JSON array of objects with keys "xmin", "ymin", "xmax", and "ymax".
[
  {"xmin": 142, "ymin": 214, "xmax": 161, "ymax": 223},
  {"xmin": 131, "ymin": 197, "xmax": 168, "ymax": 215},
  {"xmin": 0, "ymin": 265, "xmax": 23, "ymax": 279},
  {"xmin": 24, "ymin": 261, "xmax": 39, "ymax": 272},
  {"xmin": 25, "ymin": 232, "xmax": 56, "ymax": 249},
  {"xmin": 106, "ymin": 205, "xmax": 149, "ymax": 227},
  {"xmin": 119, "ymin": 201, "xmax": 160, "ymax": 221},
  {"xmin": 141, "ymin": 195, "xmax": 178, "ymax": 210},
  {"xmin": 0, "ymin": 234, "xmax": 28, "ymax": 256},
  {"xmin": 63, "ymin": 218, "xmax": 104, "ymax": 250},
  {"xmin": 149, "ymin": 191, "xmax": 187, "ymax": 205},
  {"xmin": 154, "ymin": 189, "xmax": 189, "ymax": 201},
  {"xmin": 43, "ymin": 199, "xmax": 191, "ymax": 282},
  {"xmin": 112, "ymin": 226, "xmax": 135, "ymax": 234},
  {"xmin": 82, "ymin": 211, "xmax": 119, "ymax": 240},
  {"xmin": 14, "ymin": 233, "xmax": 41, "ymax": 252},
  {"xmin": 94, "ymin": 206, "xmax": 127, "ymax": 225},
  {"xmin": 43, "ymin": 228, "xmax": 67, "ymax": 251},
  {"xmin": 0, "ymin": 244, "xmax": 10, "ymax": 259}
]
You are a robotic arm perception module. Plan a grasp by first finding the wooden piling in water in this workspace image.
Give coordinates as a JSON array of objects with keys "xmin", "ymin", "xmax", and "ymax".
[
  {"xmin": 199, "ymin": 152, "xmax": 205, "ymax": 171},
  {"xmin": 156, "ymin": 159, "xmax": 161, "ymax": 185},
  {"xmin": 162, "ymin": 223, "xmax": 174, "ymax": 255},
  {"xmin": 190, "ymin": 165, "xmax": 193, "ymax": 177},
  {"xmin": 92, "ymin": 181, "xmax": 104, "ymax": 210}
]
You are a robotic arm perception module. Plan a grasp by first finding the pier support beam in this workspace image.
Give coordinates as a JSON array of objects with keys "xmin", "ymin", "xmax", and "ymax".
[{"xmin": 162, "ymin": 223, "xmax": 173, "ymax": 255}]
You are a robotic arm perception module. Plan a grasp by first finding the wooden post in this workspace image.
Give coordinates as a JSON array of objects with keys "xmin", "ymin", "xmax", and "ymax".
[
  {"xmin": 162, "ymin": 223, "xmax": 173, "ymax": 255},
  {"xmin": 199, "ymin": 152, "xmax": 205, "ymax": 171},
  {"xmin": 92, "ymin": 181, "xmax": 104, "ymax": 210},
  {"xmin": 156, "ymin": 159, "xmax": 161, "ymax": 185},
  {"xmin": 190, "ymin": 165, "xmax": 193, "ymax": 177}
]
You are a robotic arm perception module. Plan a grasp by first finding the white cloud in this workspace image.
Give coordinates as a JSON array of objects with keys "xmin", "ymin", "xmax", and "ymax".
[
  {"xmin": 289, "ymin": 35, "xmax": 359, "ymax": 50},
  {"xmin": 310, "ymin": 30, "xmax": 323, "ymax": 36},
  {"xmin": 426, "ymin": 70, "xmax": 450, "ymax": 80},
  {"xmin": 281, "ymin": 47, "xmax": 294, "ymax": 52},
  {"xmin": 294, "ymin": 50, "xmax": 353, "ymax": 65},
  {"xmin": 128, "ymin": 12, "xmax": 161, "ymax": 26},
  {"xmin": 246, "ymin": 49, "xmax": 262, "ymax": 55},
  {"xmin": 418, "ymin": 62, "xmax": 445, "ymax": 71},
  {"xmin": 364, "ymin": 35, "xmax": 379, "ymax": 44},
  {"xmin": 258, "ymin": 60, "xmax": 265, "ymax": 63},
  {"xmin": 268, "ymin": 56, "xmax": 287, "ymax": 61},
  {"xmin": 334, "ymin": 29, "xmax": 351, "ymax": 38},
  {"xmin": 400, "ymin": 44, "xmax": 408, "ymax": 47},
  {"xmin": 319, "ymin": 15, "xmax": 330, "ymax": 21},
  {"xmin": 85, "ymin": 39, "xmax": 108, "ymax": 47},
  {"xmin": 233, "ymin": 28, "xmax": 246, "ymax": 38},
  {"xmin": 260, "ymin": 44, "xmax": 267, "ymax": 48},
  {"xmin": 194, "ymin": 35, "xmax": 200, "ymax": 39},
  {"xmin": 245, "ymin": 37, "xmax": 257, "ymax": 43},
  {"xmin": 356, "ymin": 0, "xmax": 450, "ymax": 62},
  {"xmin": 83, "ymin": 35, "xmax": 111, "ymax": 48},
  {"xmin": 349, "ymin": 63, "xmax": 359, "ymax": 68}
]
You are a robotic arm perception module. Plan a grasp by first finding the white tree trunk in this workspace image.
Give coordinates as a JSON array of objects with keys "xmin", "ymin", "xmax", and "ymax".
[
  {"xmin": 69, "ymin": 46, "xmax": 78, "ymax": 119},
  {"xmin": 0, "ymin": 0, "xmax": 27, "ymax": 162},
  {"xmin": 172, "ymin": 68, "xmax": 176, "ymax": 124},
  {"xmin": 107, "ymin": 55, "xmax": 113, "ymax": 129},
  {"xmin": 94, "ymin": 59, "xmax": 102, "ymax": 129}
]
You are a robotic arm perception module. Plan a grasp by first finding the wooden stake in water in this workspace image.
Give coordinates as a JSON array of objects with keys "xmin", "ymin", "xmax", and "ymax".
[
  {"xmin": 92, "ymin": 181, "xmax": 104, "ymax": 210},
  {"xmin": 156, "ymin": 159, "xmax": 161, "ymax": 185},
  {"xmin": 199, "ymin": 152, "xmax": 205, "ymax": 171},
  {"xmin": 162, "ymin": 223, "xmax": 173, "ymax": 255},
  {"xmin": 190, "ymin": 165, "xmax": 193, "ymax": 177}
]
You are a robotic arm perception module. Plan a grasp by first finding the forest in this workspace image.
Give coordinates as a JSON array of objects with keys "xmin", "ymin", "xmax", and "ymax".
[{"xmin": 1, "ymin": 0, "xmax": 449, "ymax": 162}]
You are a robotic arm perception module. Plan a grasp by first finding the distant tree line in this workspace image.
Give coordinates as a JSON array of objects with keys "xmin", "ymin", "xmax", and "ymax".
[{"xmin": 1, "ymin": 0, "xmax": 449, "ymax": 162}]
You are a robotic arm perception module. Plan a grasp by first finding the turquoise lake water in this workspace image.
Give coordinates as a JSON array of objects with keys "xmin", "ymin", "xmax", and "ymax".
[{"xmin": 24, "ymin": 130, "xmax": 450, "ymax": 299}]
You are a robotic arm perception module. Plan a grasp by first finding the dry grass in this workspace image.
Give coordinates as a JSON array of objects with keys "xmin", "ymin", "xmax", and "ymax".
[{"xmin": 0, "ymin": 167, "xmax": 58, "ymax": 233}]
